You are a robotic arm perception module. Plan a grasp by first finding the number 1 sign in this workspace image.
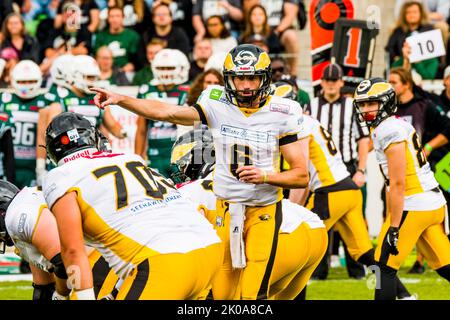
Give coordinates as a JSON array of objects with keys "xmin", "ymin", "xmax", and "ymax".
[{"xmin": 406, "ymin": 29, "xmax": 446, "ymax": 64}]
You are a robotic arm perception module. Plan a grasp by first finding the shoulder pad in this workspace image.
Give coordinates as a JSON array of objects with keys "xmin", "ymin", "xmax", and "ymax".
[
  {"xmin": 139, "ymin": 84, "xmax": 149, "ymax": 95},
  {"xmin": 1, "ymin": 92, "xmax": 12, "ymax": 103},
  {"xmin": 57, "ymin": 87, "xmax": 69, "ymax": 98}
]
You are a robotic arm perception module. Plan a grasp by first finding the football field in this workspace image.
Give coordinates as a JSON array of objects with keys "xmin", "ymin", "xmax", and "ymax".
[{"xmin": 0, "ymin": 260, "xmax": 449, "ymax": 300}]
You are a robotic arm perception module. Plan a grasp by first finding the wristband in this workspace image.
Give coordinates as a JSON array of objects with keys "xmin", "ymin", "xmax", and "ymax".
[
  {"xmin": 424, "ymin": 143, "xmax": 433, "ymax": 152},
  {"xmin": 356, "ymin": 168, "xmax": 365, "ymax": 175},
  {"xmin": 262, "ymin": 170, "xmax": 268, "ymax": 183},
  {"xmin": 74, "ymin": 288, "xmax": 96, "ymax": 300}
]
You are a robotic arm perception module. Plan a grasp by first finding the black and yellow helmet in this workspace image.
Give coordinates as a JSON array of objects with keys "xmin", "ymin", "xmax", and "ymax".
[
  {"xmin": 270, "ymin": 76, "xmax": 298, "ymax": 101},
  {"xmin": 167, "ymin": 128, "xmax": 215, "ymax": 184},
  {"xmin": 0, "ymin": 181, "xmax": 19, "ymax": 253},
  {"xmin": 353, "ymin": 78, "xmax": 397, "ymax": 127},
  {"xmin": 223, "ymin": 44, "xmax": 272, "ymax": 107}
]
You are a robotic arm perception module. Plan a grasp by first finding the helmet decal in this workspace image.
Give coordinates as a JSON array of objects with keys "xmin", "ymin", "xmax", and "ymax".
[{"xmin": 254, "ymin": 51, "xmax": 270, "ymax": 71}]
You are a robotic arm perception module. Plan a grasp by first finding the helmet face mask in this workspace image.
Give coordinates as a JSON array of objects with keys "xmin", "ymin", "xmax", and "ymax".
[
  {"xmin": 96, "ymin": 129, "xmax": 112, "ymax": 152},
  {"xmin": 353, "ymin": 78, "xmax": 397, "ymax": 128},
  {"xmin": 45, "ymin": 112, "xmax": 98, "ymax": 165},
  {"xmin": 11, "ymin": 60, "xmax": 42, "ymax": 99},
  {"xmin": 0, "ymin": 181, "xmax": 20, "ymax": 253},
  {"xmin": 169, "ymin": 128, "xmax": 215, "ymax": 184},
  {"xmin": 223, "ymin": 44, "xmax": 272, "ymax": 108},
  {"xmin": 50, "ymin": 54, "xmax": 74, "ymax": 89}
]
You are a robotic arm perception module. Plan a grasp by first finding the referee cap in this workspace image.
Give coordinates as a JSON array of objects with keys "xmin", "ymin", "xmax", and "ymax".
[{"xmin": 322, "ymin": 63, "xmax": 343, "ymax": 80}]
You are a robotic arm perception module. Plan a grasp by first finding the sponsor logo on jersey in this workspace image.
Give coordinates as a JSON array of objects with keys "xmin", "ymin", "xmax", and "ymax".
[
  {"xmin": 18, "ymin": 213, "xmax": 27, "ymax": 234},
  {"xmin": 5, "ymin": 103, "xmax": 19, "ymax": 111},
  {"xmin": 209, "ymin": 89, "xmax": 222, "ymax": 100},
  {"xmin": 209, "ymin": 89, "xmax": 223, "ymax": 101},
  {"xmin": 14, "ymin": 146, "xmax": 36, "ymax": 159},
  {"xmin": 269, "ymin": 103, "xmax": 290, "ymax": 114},
  {"xmin": 129, "ymin": 193, "xmax": 183, "ymax": 213},
  {"xmin": 220, "ymin": 125, "xmax": 270, "ymax": 143},
  {"xmin": 67, "ymin": 105, "xmax": 100, "ymax": 117},
  {"xmin": 11, "ymin": 111, "xmax": 39, "ymax": 123}
]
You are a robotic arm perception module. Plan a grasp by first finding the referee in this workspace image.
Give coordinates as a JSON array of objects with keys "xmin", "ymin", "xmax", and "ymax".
[{"xmin": 305, "ymin": 63, "xmax": 370, "ymax": 279}]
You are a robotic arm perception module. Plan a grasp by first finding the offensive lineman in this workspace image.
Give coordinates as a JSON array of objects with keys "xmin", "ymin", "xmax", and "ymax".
[{"xmin": 43, "ymin": 112, "xmax": 222, "ymax": 300}]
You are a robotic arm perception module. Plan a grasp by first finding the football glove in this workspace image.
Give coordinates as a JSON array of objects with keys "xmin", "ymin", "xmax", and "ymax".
[{"xmin": 386, "ymin": 226, "xmax": 399, "ymax": 256}]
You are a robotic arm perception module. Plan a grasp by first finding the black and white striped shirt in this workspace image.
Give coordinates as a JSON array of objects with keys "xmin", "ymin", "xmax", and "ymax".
[{"xmin": 305, "ymin": 95, "xmax": 369, "ymax": 163}]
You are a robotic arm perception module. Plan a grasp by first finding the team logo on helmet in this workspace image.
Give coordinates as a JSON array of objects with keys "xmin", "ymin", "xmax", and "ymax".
[
  {"xmin": 356, "ymin": 80, "xmax": 371, "ymax": 94},
  {"xmin": 234, "ymin": 50, "xmax": 257, "ymax": 67}
]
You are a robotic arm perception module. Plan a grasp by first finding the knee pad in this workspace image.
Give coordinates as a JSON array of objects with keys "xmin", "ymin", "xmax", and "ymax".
[
  {"xmin": 50, "ymin": 253, "xmax": 68, "ymax": 280},
  {"xmin": 32, "ymin": 282, "xmax": 55, "ymax": 300},
  {"xmin": 436, "ymin": 264, "xmax": 450, "ymax": 281}
]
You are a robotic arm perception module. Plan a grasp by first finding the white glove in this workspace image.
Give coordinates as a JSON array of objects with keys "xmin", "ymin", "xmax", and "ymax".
[{"xmin": 52, "ymin": 291, "xmax": 69, "ymax": 300}]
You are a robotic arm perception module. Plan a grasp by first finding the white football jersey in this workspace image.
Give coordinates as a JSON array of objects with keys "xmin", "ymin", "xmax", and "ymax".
[
  {"xmin": 372, "ymin": 117, "xmax": 446, "ymax": 210},
  {"xmin": 178, "ymin": 174, "xmax": 325, "ymax": 232},
  {"xmin": 194, "ymin": 85, "xmax": 303, "ymax": 206},
  {"xmin": 43, "ymin": 152, "xmax": 221, "ymax": 279},
  {"xmin": 5, "ymin": 187, "xmax": 53, "ymax": 272},
  {"xmin": 298, "ymin": 115, "xmax": 350, "ymax": 191}
]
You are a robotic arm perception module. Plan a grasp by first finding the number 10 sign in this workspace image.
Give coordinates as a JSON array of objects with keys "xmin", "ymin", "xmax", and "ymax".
[{"xmin": 406, "ymin": 29, "xmax": 446, "ymax": 63}]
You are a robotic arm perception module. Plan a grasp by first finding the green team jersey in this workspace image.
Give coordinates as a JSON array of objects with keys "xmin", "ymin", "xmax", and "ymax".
[
  {"xmin": 52, "ymin": 86, "xmax": 105, "ymax": 128},
  {"xmin": 137, "ymin": 83, "xmax": 189, "ymax": 177},
  {"xmin": 0, "ymin": 92, "xmax": 49, "ymax": 188},
  {"xmin": 44, "ymin": 84, "xmax": 63, "ymax": 105},
  {"xmin": 94, "ymin": 28, "xmax": 141, "ymax": 68}
]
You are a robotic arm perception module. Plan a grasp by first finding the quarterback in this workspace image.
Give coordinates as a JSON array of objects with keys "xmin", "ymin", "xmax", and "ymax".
[{"xmin": 92, "ymin": 44, "xmax": 309, "ymax": 300}]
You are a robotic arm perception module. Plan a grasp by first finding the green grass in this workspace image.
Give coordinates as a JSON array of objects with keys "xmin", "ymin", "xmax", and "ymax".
[
  {"xmin": 0, "ymin": 268, "xmax": 448, "ymax": 300},
  {"xmin": 0, "ymin": 281, "xmax": 32, "ymax": 300},
  {"xmin": 0, "ymin": 249, "xmax": 448, "ymax": 300},
  {"xmin": 306, "ymin": 266, "xmax": 450, "ymax": 300}
]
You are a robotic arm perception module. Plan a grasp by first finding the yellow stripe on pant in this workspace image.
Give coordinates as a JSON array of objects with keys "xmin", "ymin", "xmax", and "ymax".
[
  {"xmin": 116, "ymin": 243, "xmax": 223, "ymax": 300},
  {"xmin": 375, "ymin": 206, "xmax": 450, "ymax": 270},
  {"xmin": 306, "ymin": 188, "xmax": 372, "ymax": 261},
  {"xmin": 269, "ymin": 223, "xmax": 328, "ymax": 300},
  {"xmin": 88, "ymin": 249, "xmax": 119, "ymax": 300},
  {"xmin": 214, "ymin": 199, "xmax": 282, "ymax": 300}
]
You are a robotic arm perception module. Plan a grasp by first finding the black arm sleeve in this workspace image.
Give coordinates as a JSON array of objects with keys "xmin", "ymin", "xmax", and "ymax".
[
  {"xmin": 0, "ymin": 129, "xmax": 15, "ymax": 183},
  {"xmin": 425, "ymin": 102, "xmax": 450, "ymax": 140}
]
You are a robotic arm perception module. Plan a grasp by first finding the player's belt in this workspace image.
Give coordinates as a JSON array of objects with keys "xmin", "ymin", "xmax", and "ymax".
[{"xmin": 312, "ymin": 176, "xmax": 358, "ymax": 220}]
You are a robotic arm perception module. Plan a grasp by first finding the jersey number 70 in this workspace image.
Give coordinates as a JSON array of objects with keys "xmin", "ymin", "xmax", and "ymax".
[{"xmin": 92, "ymin": 161, "xmax": 175, "ymax": 210}]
